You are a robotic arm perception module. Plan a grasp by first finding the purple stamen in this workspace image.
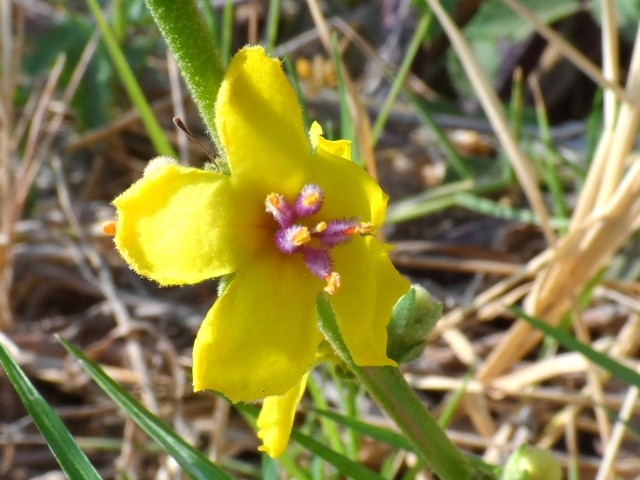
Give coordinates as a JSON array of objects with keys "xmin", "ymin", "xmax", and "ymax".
[
  {"xmin": 265, "ymin": 193, "xmax": 295, "ymax": 227},
  {"xmin": 317, "ymin": 219, "xmax": 359, "ymax": 247},
  {"xmin": 265, "ymin": 184, "xmax": 373, "ymax": 294},
  {"xmin": 275, "ymin": 225, "xmax": 309, "ymax": 254},
  {"xmin": 302, "ymin": 247, "xmax": 332, "ymax": 279},
  {"xmin": 294, "ymin": 184, "xmax": 324, "ymax": 218}
]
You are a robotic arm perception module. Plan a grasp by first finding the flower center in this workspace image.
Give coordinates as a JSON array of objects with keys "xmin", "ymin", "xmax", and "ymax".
[{"xmin": 265, "ymin": 184, "xmax": 373, "ymax": 294}]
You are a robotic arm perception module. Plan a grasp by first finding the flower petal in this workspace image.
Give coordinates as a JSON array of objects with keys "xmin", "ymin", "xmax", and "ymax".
[
  {"xmin": 113, "ymin": 163, "xmax": 267, "ymax": 286},
  {"xmin": 309, "ymin": 121, "xmax": 352, "ymax": 160},
  {"xmin": 308, "ymin": 125, "xmax": 387, "ymax": 228},
  {"xmin": 216, "ymin": 46, "xmax": 312, "ymax": 197},
  {"xmin": 192, "ymin": 250, "xmax": 322, "ymax": 402},
  {"xmin": 257, "ymin": 372, "xmax": 309, "ymax": 458},
  {"xmin": 330, "ymin": 237, "xmax": 410, "ymax": 366}
]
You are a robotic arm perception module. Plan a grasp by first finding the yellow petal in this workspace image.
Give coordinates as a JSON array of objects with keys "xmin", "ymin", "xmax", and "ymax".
[
  {"xmin": 330, "ymin": 237, "xmax": 410, "ymax": 366},
  {"xmin": 307, "ymin": 121, "xmax": 386, "ymax": 227},
  {"xmin": 309, "ymin": 144, "xmax": 388, "ymax": 229},
  {"xmin": 257, "ymin": 372, "xmax": 309, "ymax": 458},
  {"xmin": 113, "ymin": 163, "xmax": 268, "ymax": 286},
  {"xmin": 309, "ymin": 121, "xmax": 352, "ymax": 161},
  {"xmin": 192, "ymin": 250, "xmax": 323, "ymax": 402},
  {"xmin": 216, "ymin": 46, "xmax": 313, "ymax": 198}
]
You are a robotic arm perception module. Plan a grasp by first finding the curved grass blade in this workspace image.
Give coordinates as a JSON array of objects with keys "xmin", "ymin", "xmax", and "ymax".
[
  {"xmin": 291, "ymin": 430, "xmax": 385, "ymax": 480},
  {"xmin": 237, "ymin": 404, "xmax": 385, "ymax": 480},
  {"xmin": 311, "ymin": 407, "xmax": 413, "ymax": 451},
  {"xmin": 0, "ymin": 342, "xmax": 101, "ymax": 480},
  {"xmin": 59, "ymin": 338, "xmax": 233, "ymax": 480}
]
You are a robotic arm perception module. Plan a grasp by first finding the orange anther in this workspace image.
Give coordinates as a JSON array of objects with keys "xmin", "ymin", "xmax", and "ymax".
[
  {"xmin": 323, "ymin": 272, "xmax": 341, "ymax": 295},
  {"xmin": 311, "ymin": 221, "xmax": 327, "ymax": 234},
  {"xmin": 266, "ymin": 193, "xmax": 283, "ymax": 210},
  {"xmin": 356, "ymin": 221, "xmax": 374, "ymax": 235},
  {"xmin": 302, "ymin": 191, "xmax": 322, "ymax": 207},
  {"xmin": 101, "ymin": 220, "xmax": 117, "ymax": 237},
  {"xmin": 291, "ymin": 226, "xmax": 310, "ymax": 246}
]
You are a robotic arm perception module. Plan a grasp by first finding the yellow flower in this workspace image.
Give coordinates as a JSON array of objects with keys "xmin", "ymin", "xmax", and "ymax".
[{"xmin": 111, "ymin": 46, "xmax": 409, "ymax": 457}]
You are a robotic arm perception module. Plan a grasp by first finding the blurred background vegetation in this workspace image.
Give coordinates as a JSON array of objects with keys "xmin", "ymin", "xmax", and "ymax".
[{"xmin": 2, "ymin": 0, "xmax": 640, "ymax": 478}]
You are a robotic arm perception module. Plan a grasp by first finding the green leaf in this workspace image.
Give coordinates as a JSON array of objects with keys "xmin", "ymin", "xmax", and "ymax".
[
  {"xmin": 0, "ymin": 342, "xmax": 101, "ymax": 480},
  {"xmin": 465, "ymin": 0, "xmax": 580, "ymax": 42},
  {"xmin": 514, "ymin": 308, "xmax": 640, "ymax": 388},
  {"xmin": 59, "ymin": 338, "xmax": 234, "ymax": 480}
]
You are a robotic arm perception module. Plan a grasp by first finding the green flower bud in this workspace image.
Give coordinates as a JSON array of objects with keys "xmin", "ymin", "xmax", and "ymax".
[
  {"xmin": 502, "ymin": 445, "xmax": 562, "ymax": 480},
  {"xmin": 386, "ymin": 285, "xmax": 442, "ymax": 363}
]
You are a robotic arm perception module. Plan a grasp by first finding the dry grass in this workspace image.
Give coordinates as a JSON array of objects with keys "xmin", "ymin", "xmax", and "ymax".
[{"xmin": 1, "ymin": 0, "xmax": 640, "ymax": 478}]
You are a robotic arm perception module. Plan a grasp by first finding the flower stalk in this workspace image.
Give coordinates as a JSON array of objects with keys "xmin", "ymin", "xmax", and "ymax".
[
  {"xmin": 145, "ymin": 0, "xmax": 225, "ymax": 140},
  {"xmin": 317, "ymin": 295, "xmax": 495, "ymax": 480}
]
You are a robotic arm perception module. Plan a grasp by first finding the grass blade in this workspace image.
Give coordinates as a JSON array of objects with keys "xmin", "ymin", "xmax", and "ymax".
[
  {"xmin": 291, "ymin": 430, "xmax": 385, "ymax": 480},
  {"xmin": 514, "ymin": 308, "xmax": 640, "ymax": 387},
  {"xmin": 59, "ymin": 337, "xmax": 233, "ymax": 480},
  {"xmin": 311, "ymin": 408, "xmax": 414, "ymax": 451},
  {"xmin": 85, "ymin": 0, "xmax": 175, "ymax": 157},
  {"xmin": 265, "ymin": 0, "xmax": 282, "ymax": 52},
  {"xmin": 0, "ymin": 342, "xmax": 102, "ymax": 480},
  {"xmin": 238, "ymin": 404, "xmax": 385, "ymax": 480}
]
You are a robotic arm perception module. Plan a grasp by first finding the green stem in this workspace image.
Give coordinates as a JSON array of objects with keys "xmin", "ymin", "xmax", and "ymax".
[
  {"xmin": 317, "ymin": 295, "xmax": 495, "ymax": 480},
  {"xmin": 145, "ymin": 0, "xmax": 225, "ymax": 141}
]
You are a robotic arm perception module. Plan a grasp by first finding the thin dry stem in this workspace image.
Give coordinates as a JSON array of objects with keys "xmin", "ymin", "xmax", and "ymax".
[
  {"xmin": 600, "ymin": 0, "xmax": 620, "ymax": 127},
  {"xmin": 424, "ymin": 0, "xmax": 556, "ymax": 246},
  {"xmin": 476, "ymin": 24, "xmax": 640, "ymax": 381},
  {"xmin": 595, "ymin": 22, "xmax": 640, "ymax": 206},
  {"xmin": 305, "ymin": 0, "xmax": 379, "ymax": 183},
  {"xmin": 52, "ymin": 156, "xmax": 159, "ymax": 414},
  {"xmin": 501, "ymin": 0, "xmax": 628, "ymax": 102},
  {"xmin": 596, "ymin": 365, "xmax": 640, "ymax": 480},
  {"xmin": 167, "ymin": 50, "xmax": 190, "ymax": 164},
  {"xmin": 571, "ymin": 311, "xmax": 611, "ymax": 446}
]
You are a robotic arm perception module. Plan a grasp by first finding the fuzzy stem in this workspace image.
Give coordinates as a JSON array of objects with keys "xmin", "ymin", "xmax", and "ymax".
[
  {"xmin": 317, "ymin": 295, "xmax": 495, "ymax": 480},
  {"xmin": 145, "ymin": 0, "xmax": 224, "ymax": 141}
]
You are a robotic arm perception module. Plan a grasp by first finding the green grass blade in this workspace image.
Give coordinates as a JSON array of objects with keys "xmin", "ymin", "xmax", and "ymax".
[
  {"xmin": 513, "ymin": 308, "xmax": 640, "ymax": 388},
  {"xmin": 85, "ymin": 0, "xmax": 175, "ymax": 157},
  {"xmin": 436, "ymin": 369, "xmax": 474, "ymax": 428},
  {"xmin": 409, "ymin": 93, "xmax": 472, "ymax": 178},
  {"xmin": 290, "ymin": 430, "xmax": 385, "ymax": 480},
  {"xmin": 311, "ymin": 408, "xmax": 414, "ymax": 451},
  {"xmin": 331, "ymin": 34, "xmax": 361, "ymax": 165},
  {"xmin": 371, "ymin": 12, "xmax": 431, "ymax": 145},
  {"xmin": 262, "ymin": 453, "xmax": 279, "ymax": 480},
  {"xmin": 454, "ymin": 192, "xmax": 570, "ymax": 229},
  {"xmin": 221, "ymin": 0, "xmax": 234, "ymax": 68},
  {"xmin": 306, "ymin": 373, "xmax": 346, "ymax": 454},
  {"xmin": 59, "ymin": 338, "xmax": 234, "ymax": 480},
  {"xmin": 238, "ymin": 404, "xmax": 385, "ymax": 480},
  {"xmin": 531, "ymin": 90, "xmax": 569, "ymax": 222},
  {"xmin": 386, "ymin": 177, "xmax": 508, "ymax": 224},
  {"xmin": 265, "ymin": 0, "xmax": 281, "ymax": 52},
  {"xmin": 0, "ymin": 342, "xmax": 102, "ymax": 480},
  {"xmin": 199, "ymin": 0, "xmax": 219, "ymax": 47},
  {"xmin": 284, "ymin": 56, "xmax": 312, "ymax": 132}
]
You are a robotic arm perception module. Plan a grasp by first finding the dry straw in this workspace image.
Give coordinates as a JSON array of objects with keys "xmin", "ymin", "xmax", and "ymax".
[{"xmin": 426, "ymin": 0, "xmax": 640, "ymax": 476}]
